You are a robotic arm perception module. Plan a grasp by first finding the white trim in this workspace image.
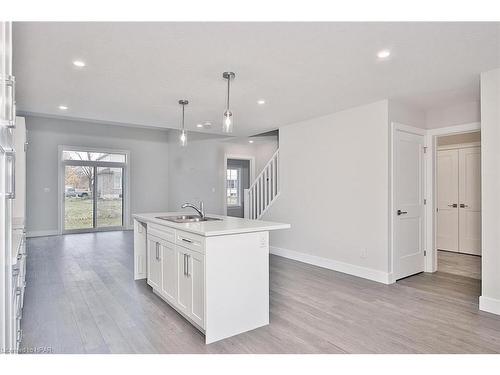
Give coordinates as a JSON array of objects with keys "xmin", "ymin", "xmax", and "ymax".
[
  {"xmin": 58, "ymin": 145, "xmax": 131, "ymax": 234},
  {"xmin": 223, "ymin": 154, "xmax": 256, "ymax": 216},
  {"xmin": 27, "ymin": 230, "xmax": 60, "ymax": 238},
  {"xmin": 479, "ymin": 296, "xmax": 500, "ymax": 316},
  {"xmin": 390, "ymin": 122, "xmax": 427, "ymax": 279},
  {"xmin": 424, "ymin": 122, "xmax": 481, "ymax": 273},
  {"xmin": 270, "ymin": 246, "xmax": 392, "ymax": 285},
  {"xmin": 437, "ymin": 141, "xmax": 481, "ymax": 151}
]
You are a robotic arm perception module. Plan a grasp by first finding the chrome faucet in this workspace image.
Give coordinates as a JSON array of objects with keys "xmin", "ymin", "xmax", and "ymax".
[{"xmin": 181, "ymin": 201, "xmax": 205, "ymax": 219}]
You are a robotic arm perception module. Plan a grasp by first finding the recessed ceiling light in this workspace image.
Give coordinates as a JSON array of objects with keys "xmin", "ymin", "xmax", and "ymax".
[
  {"xmin": 196, "ymin": 124, "xmax": 203, "ymax": 128},
  {"xmin": 377, "ymin": 49, "xmax": 391, "ymax": 59},
  {"xmin": 72, "ymin": 60, "xmax": 86, "ymax": 68},
  {"xmin": 248, "ymin": 140, "xmax": 254, "ymax": 144},
  {"xmin": 257, "ymin": 99, "xmax": 266, "ymax": 105},
  {"xmin": 58, "ymin": 105, "xmax": 68, "ymax": 110}
]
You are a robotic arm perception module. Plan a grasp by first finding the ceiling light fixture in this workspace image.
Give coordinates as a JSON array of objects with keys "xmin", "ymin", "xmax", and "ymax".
[
  {"xmin": 257, "ymin": 99, "xmax": 266, "ymax": 105},
  {"xmin": 178, "ymin": 99, "xmax": 189, "ymax": 147},
  {"xmin": 222, "ymin": 71, "xmax": 236, "ymax": 133},
  {"xmin": 248, "ymin": 140, "xmax": 254, "ymax": 144},
  {"xmin": 58, "ymin": 105, "xmax": 68, "ymax": 110},
  {"xmin": 196, "ymin": 124, "xmax": 203, "ymax": 128},
  {"xmin": 72, "ymin": 60, "xmax": 86, "ymax": 68},
  {"xmin": 377, "ymin": 49, "xmax": 391, "ymax": 59}
]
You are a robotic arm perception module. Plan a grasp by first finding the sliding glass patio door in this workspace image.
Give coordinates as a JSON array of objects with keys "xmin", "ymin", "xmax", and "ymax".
[{"xmin": 62, "ymin": 149, "xmax": 126, "ymax": 233}]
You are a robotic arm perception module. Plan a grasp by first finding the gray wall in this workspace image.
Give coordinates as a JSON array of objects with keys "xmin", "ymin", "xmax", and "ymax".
[
  {"xmin": 262, "ymin": 100, "xmax": 392, "ymax": 281},
  {"xmin": 167, "ymin": 132, "xmax": 278, "ymax": 215},
  {"xmin": 25, "ymin": 116, "xmax": 169, "ymax": 235}
]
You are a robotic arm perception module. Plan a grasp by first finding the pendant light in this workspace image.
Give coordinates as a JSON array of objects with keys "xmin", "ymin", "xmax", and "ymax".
[
  {"xmin": 222, "ymin": 71, "xmax": 235, "ymax": 133},
  {"xmin": 178, "ymin": 99, "xmax": 188, "ymax": 146}
]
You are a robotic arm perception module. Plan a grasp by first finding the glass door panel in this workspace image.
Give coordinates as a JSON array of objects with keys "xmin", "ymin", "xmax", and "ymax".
[
  {"xmin": 96, "ymin": 167, "xmax": 123, "ymax": 228},
  {"xmin": 64, "ymin": 165, "xmax": 94, "ymax": 231}
]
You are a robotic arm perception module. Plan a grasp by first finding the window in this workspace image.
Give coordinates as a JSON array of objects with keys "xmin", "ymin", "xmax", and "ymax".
[
  {"xmin": 61, "ymin": 147, "xmax": 127, "ymax": 232},
  {"xmin": 226, "ymin": 168, "xmax": 241, "ymax": 206}
]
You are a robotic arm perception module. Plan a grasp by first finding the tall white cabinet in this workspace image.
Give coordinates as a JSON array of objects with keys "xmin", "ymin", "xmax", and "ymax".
[{"xmin": 437, "ymin": 144, "xmax": 481, "ymax": 255}]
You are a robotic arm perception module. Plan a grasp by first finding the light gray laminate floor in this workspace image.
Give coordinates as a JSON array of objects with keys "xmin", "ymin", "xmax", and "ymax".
[
  {"xmin": 20, "ymin": 231, "xmax": 500, "ymax": 354},
  {"xmin": 438, "ymin": 250, "xmax": 482, "ymax": 280}
]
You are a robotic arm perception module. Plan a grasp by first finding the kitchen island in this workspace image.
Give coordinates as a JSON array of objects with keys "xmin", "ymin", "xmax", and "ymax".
[{"xmin": 133, "ymin": 212, "xmax": 290, "ymax": 344}]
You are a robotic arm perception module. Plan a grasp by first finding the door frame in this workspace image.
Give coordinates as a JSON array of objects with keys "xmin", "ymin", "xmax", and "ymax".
[
  {"xmin": 390, "ymin": 122, "xmax": 427, "ymax": 283},
  {"xmin": 223, "ymin": 154, "xmax": 255, "ymax": 216},
  {"xmin": 57, "ymin": 145, "xmax": 131, "ymax": 234},
  {"xmin": 425, "ymin": 122, "xmax": 481, "ymax": 272}
]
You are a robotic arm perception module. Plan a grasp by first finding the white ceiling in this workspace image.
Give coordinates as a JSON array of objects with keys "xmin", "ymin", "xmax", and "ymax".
[{"xmin": 13, "ymin": 22, "xmax": 500, "ymax": 136}]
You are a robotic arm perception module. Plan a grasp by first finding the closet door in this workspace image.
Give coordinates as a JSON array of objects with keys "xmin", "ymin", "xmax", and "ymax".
[
  {"xmin": 437, "ymin": 149, "xmax": 459, "ymax": 252},
  {"xmin": 458, "ymin": 147, "xmax": 481, "ymax": 255}
]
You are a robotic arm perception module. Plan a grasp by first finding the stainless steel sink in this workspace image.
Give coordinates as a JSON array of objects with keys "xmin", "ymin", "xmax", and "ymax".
[{"xmin": 155, "ymin": 215, "xmax": 222, "ymax": 223}]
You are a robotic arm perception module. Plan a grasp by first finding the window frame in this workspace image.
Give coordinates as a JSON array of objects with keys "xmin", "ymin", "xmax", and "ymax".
[{"xmin": 58, "ymin": 145, "xmax": 130, "ymax": 234}]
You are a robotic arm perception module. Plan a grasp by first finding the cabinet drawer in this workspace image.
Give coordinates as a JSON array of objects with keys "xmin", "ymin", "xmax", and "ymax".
[
  {"xmin": 176, "ymin": 230, "xmax": 205, "ymax": 254},
  {"xmin": 148, "ymin": 223, "xmax": 176, "ymax": 244}
]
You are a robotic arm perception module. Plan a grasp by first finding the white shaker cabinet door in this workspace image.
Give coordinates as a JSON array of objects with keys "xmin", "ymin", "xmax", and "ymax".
[
  {"xmin": 147, "ymin": 239, "xmax": 162, "ymax": 290},
  {"xmin": 176, "ymin": 245, "xmax": 192, "ymax": 316},
  {"xmin": 187, "ymin": 249, "xmax": 205, "ymax": 329},
  {"xmin": 161, "ymin": 241, "xmax": 177, "ymax": 304}
]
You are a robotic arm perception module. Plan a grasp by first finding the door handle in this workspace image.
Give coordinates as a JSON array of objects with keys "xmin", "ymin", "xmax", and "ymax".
[
  {"xmin": 448, "ymin": 203, "xmax": 458, "ymax": 208},
  {"xmin": 397, "ymin": 209, "xmax": 408, "ymax": 216},
  {"xmin": 460, "ymin": 203, "xmax": 469, "ymax": 208}
]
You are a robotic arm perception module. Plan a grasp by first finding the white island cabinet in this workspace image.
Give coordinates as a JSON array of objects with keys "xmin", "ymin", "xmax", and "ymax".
[{"xmin": 133, "ymin": 212, "xmax": 290, "ymax": 344}]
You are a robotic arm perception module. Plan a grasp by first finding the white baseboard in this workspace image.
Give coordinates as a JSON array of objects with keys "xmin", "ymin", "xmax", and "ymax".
[
  {"xmin": 270, "ymin": 246, "xmax": 393, "ymax": 285},
  {"xmin": 479, "ymin": 296, "xmax": 500, "ymax": 316},
  {"xmin": 27, "ymin": 230, "xmax": 60, "ymax": 238}
]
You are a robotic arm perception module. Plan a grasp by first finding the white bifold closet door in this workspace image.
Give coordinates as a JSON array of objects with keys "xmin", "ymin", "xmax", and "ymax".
[
  {"xmin": 458, "ymin": 147, "xmax": 481, "ymax": 255},
  {"xmin": 437, "ymin": 149, "xmax": 459, "ymax": 252},
  {"xmin": 437, "ymin": 146, "xmax": 481, "ymax": 255}
]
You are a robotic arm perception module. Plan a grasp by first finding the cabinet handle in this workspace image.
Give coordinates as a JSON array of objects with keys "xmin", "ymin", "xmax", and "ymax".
[
  {"xmin": 448, "ymin": 203, "xmax": 458, "ymax": 208},
  {"xmin": 17, "ymin": 329, "xmax": 23, "ymax": 343},
  {"xmin": 1, "ymin": 74, "xmax": 16, "ymax": 128},
  {"xmin": 460, "ymin": 203, "xmax": 469, "ymax": 208},
  {"xmin": 5, "ymin": 149, "xmax": 16, "ymax": 199},
  {"xmin": 181, "ymin": 238, "xmax": 193, "ymax": 244},
  {"xmin": 186, "ymin": 254, "xmax": 190, "ymax": 277},
  {"xmin": 397, "ymin": 209, "xmax": 408, "ymax": 216},
  {"xmin": 183, "ymin": 254, "xmax": 187, "ymax": 276}
]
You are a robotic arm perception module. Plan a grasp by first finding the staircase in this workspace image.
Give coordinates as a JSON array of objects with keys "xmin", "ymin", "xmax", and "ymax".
[{"xmin": 244, "ymin": 149, "xmax": 280, "ymax": 219}]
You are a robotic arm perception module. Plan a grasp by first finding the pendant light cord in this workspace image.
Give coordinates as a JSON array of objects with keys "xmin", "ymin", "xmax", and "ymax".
[
  {"xmin": 226, "ymin": 76, "xmax": 231, "ymax": 110},
  {"xmin": 182, "ymin": 103, "xmax": 185, "ymax": 131}
]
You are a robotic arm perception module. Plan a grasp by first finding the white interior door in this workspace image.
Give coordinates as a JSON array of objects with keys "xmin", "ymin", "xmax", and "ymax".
[
  {"xmin": 458, "ymin": 146, "xmax": 481, "ymax": 255},
  {"xmin": 394, "ymin": 128, "xmax": 425, "ymax": 280},
  {"xmin": 437, "ymin": 149, "xmax": 459, "ymax": 252}
]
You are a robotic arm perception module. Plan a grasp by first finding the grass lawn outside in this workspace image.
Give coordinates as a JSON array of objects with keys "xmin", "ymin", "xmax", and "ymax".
[{"xmin": 64, "ymin": 197, "xmax": 123, "ymax": 230}]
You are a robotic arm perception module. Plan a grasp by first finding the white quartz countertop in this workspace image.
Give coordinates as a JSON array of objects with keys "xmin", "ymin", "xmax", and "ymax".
[{"xmin": 133, "ymin": 212, "xmax": 290, "ymax": 237}]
